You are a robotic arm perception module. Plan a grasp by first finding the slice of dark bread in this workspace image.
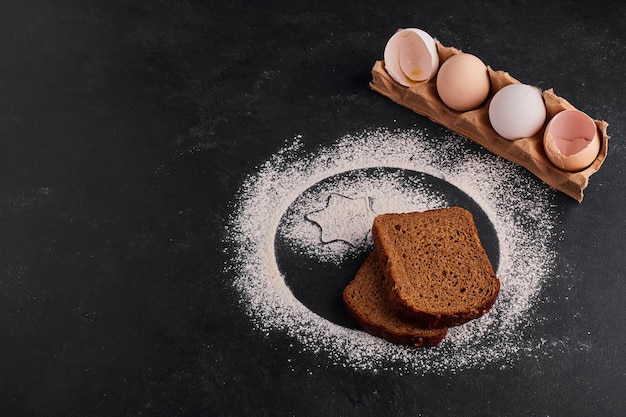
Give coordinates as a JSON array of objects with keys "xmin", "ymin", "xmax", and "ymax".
[
  {"xmin": 372, "ymin": 207, "xmax": 500, "ymax": 329},
  {"xmin": 343, "ymin": 252, "xmax": 448, "ymax": 348}
]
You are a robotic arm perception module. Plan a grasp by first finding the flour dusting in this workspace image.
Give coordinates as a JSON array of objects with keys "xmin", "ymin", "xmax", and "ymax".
[{"xmin": 225, "ymin": 127, "xmax": 559, "ymax": 374}]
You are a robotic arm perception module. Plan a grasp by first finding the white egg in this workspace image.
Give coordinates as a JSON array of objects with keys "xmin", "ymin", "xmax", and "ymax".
[
  {"xmin": 488, "ymin": 83, "xmax": 547, "ymax": 140},
  {"xmin": 384, "ymin": 28, "xmax": 439, "ymax": 87}
]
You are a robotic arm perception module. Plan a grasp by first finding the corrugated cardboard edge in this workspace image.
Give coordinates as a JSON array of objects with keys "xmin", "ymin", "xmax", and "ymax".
[{"xmin": 369, "ymin": 42, "xmax": 610, "ymax": 202}]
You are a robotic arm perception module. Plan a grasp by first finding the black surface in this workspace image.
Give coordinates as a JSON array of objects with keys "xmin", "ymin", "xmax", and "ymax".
[{"xmin": 1, "ymin": 1, "xmax": 625, "ymax": 416}]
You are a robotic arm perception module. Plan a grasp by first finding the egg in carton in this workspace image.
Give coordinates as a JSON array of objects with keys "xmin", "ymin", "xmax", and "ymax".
[{"xmin": 372, "ymin": 28, "xmax": 610, "ymax": 202}]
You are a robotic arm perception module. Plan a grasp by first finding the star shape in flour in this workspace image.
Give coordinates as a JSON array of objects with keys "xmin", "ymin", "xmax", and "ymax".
[{"xmin": 306, "ymin": 193, "xmax": 377, "ymax": 246}]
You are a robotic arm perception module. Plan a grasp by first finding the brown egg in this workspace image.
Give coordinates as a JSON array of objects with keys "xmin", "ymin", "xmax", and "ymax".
[
  {"xmin": 436, "ymin": 53, "xmax": 491, "ymax": 111},
  {"xmin": 543, "ymin": 110, "xmax": 600, "ymax": 172}
]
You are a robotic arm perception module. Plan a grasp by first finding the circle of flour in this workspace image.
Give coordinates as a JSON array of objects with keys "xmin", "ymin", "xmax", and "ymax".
[{"xmin": 225, "ymin": 127, "xmax": 557, "ymax": 374}]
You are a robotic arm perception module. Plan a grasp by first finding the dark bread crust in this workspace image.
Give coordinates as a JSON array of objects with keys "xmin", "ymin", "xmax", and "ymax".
[
  {"xmin": 372, "ymin": 207, "xmax": 500, "ymax": 329},
  {"xmin": 343, "ymin": 253, "xmax": 448, "ymax": 348}
]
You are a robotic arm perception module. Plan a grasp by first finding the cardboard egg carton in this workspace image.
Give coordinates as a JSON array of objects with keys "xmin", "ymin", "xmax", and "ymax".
[{"xmin": 370, "ymin": 42, "xmax": 610, "ymax": 202}]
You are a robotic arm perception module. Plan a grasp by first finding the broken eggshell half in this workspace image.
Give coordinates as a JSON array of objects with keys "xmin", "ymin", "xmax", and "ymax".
[
  {"xmin": 543, "ymin": 109, "xmax": 601, "ymax": 172},
  {"xmin": 384, "ymin": 28, "xmax": 439, "ymax": 87}
]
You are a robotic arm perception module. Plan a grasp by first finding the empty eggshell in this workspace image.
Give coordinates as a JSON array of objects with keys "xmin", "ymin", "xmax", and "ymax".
[
  {"xmin": 543, "ymin": 110, "xmax": 600, "ymax": 172},
  {"xmin": 436, "ymin": 53, "xmax": 490, "ymax": 111},
  {"xmin": 384, "ymin": 28, "xmax": 439, "ymax": 87},
  {"xmin": 488, "ymin": 83, "xmax": 547, "ymax": 140}
]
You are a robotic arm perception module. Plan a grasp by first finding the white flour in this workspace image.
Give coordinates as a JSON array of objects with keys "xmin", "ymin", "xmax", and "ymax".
[{"xmin": 225, "ymin": 127, "xmax": 559, "ymax": 374}]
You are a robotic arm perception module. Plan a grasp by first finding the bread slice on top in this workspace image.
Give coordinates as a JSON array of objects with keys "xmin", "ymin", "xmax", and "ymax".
[
  {"xmin": 372, "ymin": 207, "xmax": 500, "ymax": 329},
  {"xmin": 343, "ymin": 252, "xmax": 448, "ymax": 348}
]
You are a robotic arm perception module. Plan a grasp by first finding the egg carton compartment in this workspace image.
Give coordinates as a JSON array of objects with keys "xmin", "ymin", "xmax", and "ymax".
[{"xmin": 370, "ymin": 42, "xmax": 610, "ymax": 202}]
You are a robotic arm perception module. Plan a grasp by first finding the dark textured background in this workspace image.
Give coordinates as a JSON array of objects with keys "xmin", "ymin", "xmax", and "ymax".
[{"xmin": 1, "ymin": 1, "xmax": 625, "ymax": 415}]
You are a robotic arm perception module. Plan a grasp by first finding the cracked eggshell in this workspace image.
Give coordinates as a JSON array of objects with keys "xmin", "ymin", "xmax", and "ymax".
[
  {"xmin": 384, "ymin": 28, "xmax": 439, "ymax": 87},
  {"xmin": 543, "ymin": 110, "xmax": 601, "ymax": 172},
  {"xmin": 488, "ymin": 83, "xmax": 547, "ymax": 140}
]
